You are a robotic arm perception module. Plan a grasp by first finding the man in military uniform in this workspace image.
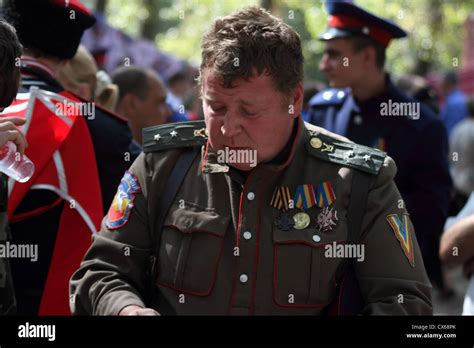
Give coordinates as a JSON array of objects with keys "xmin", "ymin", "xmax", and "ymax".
[
  {"xmin": 2, "ymin": 0, "xmax": 140, "ymax": 314},
  {"xmin": 71, "ymin": 6, "xmax": 432, "ymax": 315},
  {"xmin": 305, "ymin": 1, "xmax": 452, "ymax": 293}
]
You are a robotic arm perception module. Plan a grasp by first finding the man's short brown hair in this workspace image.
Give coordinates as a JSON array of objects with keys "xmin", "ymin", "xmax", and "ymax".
[
  {"xmin": 351, "ymin": 35, "xmax": 386, "ymax": 70},
  {"xmin": 199, "ymin": 6, "xmax": 304, "ymax": 96},
  {"xmin": 0, "ymin": 19, "xmax": 22, "ymax": 108}
]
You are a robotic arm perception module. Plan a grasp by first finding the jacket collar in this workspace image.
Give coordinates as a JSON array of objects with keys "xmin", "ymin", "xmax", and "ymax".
[
  {"xmin": 201, "ymin": 116, "xmax": 307, "ymax": 175},
  {"xmin": 21, "ymin": 56, "xmax": 55, "ymax": 79}
]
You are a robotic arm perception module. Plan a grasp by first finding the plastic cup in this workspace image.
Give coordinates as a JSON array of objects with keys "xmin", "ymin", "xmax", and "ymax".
[{"xmin": 0, "ymin": 141, "xmax": 35, "ymax": 183}]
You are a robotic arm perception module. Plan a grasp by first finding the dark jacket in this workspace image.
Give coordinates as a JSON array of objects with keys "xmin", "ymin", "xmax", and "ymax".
[{"xmin": 306, "ymin": 77, "xmax": 452, "ymax": 287}]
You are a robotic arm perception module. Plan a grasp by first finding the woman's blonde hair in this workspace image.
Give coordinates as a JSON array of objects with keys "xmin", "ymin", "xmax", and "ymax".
[
  {"xmin": 57, "ymin": 45, "xmax": 97, "ymax": 96},
  {"xmin": 57, "ymin": 45, "xmax": 118, "ymax": 111}
]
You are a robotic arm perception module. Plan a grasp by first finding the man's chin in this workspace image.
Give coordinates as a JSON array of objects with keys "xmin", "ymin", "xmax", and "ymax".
[
  {"xmin": 328, "ymin": 80, "xmax": 345, "ymax": 88},
  {"xmin": 229, "ymin": 162, "xmax": 257, "ymax": 172}
]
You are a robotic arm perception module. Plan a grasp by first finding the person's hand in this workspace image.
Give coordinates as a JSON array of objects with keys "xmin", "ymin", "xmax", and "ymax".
[
  {"xmin": 119, "ymin": 305, "xmax": 160, "ymax": 316},
  {"xmin": 0, "ymin": 117, "xmax": 28, "ymax": 155},
  {"xmin": 440, "ymin": 215, "xmax": 474, "ymax": 266}
]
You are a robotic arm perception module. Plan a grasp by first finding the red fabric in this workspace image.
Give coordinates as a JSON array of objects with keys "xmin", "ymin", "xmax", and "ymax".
[
  {"xmin": 1, "ymin": 89, "xmax": 103, "ymax": 315},
  {"xmin": 329, "ymin": 15, "xmax": 392, "ymax": 47}
]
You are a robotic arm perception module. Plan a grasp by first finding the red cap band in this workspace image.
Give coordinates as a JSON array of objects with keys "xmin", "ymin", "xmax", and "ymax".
[
  {"xmin": 50, "ymin": 0, "xmax": 94, "ymax": 17},
  {"xmin": 328, "ymin": 15, "xmax": 392, "ymax": 47}
]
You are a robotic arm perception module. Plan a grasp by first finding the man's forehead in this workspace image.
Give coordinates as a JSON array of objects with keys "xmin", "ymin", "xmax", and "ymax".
[
  {"xmin": 203, "ymin": 88, "xmax": 265, "ymax": 106},
  {"xmin": 202, "ymin": 69, "xmax": 276, "ymax": 103},
  {"xmin": 324, "ymin": 37, "xmax": 354, "ymax": 50}
]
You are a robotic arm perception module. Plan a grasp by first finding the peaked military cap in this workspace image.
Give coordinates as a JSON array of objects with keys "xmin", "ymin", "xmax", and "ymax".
[{"xmin": 320, "ymin": 0, "xmax": 407, "ymax": 47}]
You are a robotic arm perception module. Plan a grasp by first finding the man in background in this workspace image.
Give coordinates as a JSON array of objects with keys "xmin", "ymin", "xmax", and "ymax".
[
  {"xmin": 112, "ymin": 66, "xmax": 171, "ymax": 145},
  {"xmin": 440, "ymin": 70, "xmax": 469, "ymax": 139},
  {"xmin": 306, "ymin": 0, "xmax": 452, "ymax": 295}
]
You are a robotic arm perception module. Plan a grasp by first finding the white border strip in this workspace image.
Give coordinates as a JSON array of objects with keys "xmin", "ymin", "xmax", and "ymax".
[
  {"xmin": 30, "ymin": 184, "xmax": 98, "ymax": 235},
  {"xmin": 53, "ymin": 151, "xmax": 68, "ymax": 193}
]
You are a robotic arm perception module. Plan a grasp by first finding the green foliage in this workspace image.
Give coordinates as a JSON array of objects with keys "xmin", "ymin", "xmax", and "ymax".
[
  {"xmin": 154, "ymin": 0, "xmax": 259, "ymax": 63},
  {"xmin": 103, "ymin": 0, "xmax": 474, "ymax": 81},
  {"xmin": 105, "ymin": 0, "xmax": 149, "ymax": 36}
]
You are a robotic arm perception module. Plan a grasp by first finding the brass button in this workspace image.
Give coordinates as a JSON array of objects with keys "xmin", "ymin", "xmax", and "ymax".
[{"xmin": 310, "ymin": 137, "xmax": 322, "ymax": 149}]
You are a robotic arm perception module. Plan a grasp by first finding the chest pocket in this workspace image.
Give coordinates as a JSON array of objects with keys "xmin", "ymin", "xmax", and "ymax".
[
  {"xmin": 272, "ymin": 212, "xmax": 348, "ymax": 307},
  {"xmin": 156, "ymin": 203, "xmax": 230, "ymax": 296}
]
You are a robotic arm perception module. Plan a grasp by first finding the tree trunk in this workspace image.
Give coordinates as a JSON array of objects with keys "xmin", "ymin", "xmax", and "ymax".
[{"xmin": 141, "ymin": 0, "xmax": 159, "ymax": 40}]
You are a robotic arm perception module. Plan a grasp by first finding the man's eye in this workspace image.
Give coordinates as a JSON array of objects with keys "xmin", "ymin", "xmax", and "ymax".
[
  {"xmin": 242, "ymin": 109, "xmax": 257, "ymax": 117},
  {"xmin": 210, "ymin": 105, "xmax": 225, "ymax": 113}
]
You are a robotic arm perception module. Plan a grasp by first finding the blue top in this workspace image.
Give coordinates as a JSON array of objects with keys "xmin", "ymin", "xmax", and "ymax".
[{"xmin": 441, "ymin": 89, "xmax": 468, "ymax": 138}]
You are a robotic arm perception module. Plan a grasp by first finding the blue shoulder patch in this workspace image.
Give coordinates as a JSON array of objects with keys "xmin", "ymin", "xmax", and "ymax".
[{"xmin": 308, "ymin": 88, "xmax": 350, "ymax": 107}]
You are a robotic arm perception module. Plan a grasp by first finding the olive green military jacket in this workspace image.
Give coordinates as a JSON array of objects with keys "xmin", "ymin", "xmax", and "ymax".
[
  {"xmin": 0, "ymin": 174, "xmax": 16, "ymax": 315},
  {"xmin": 70, "ymin": 117, "xmax": 432, "ymax": 315}
]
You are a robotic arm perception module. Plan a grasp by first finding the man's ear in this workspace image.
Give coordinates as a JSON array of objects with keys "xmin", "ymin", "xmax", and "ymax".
[
  {"xmin": 363, "ymin": 46, "xmax": 377, "ymax": 68},
  {"xmin": 288, "ymin": 82, "xmax": 304, "ymax": 119},
  {"xmin": 121, "ymin": 94, "xmax": 138, "ymax": 117}
]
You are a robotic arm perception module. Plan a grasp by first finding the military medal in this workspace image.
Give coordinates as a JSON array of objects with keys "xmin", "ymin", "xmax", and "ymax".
[
  {"xmin": 293, "ymin": 184, "xmax": 317, "ymax": 210},
  {"xmin": 293, "ymin": 212, "xmax": 311, "ymax": 230},
  {"xmin": 315, "ymin": 181, "xmax": 336, "ymax": 208},
  {"xmin": 270, "ymin": 186, "xmax": 292, "ymax": 212},
  {"xmin": 274, "ymin": 213, "xmax": 295, "ymax": 231},
  {"xmin": 316, "ymin": 206, "xmax": 338, "ymax": 232},
  {"xmin": 271, "ymin": 182, "xmax": 337, "ymax": 232}
]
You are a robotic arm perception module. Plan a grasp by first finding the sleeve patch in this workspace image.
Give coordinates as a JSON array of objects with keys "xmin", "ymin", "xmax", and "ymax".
[
  {"xmin": 105, "ymin": 171, "xmax": 142, "ymax": 230},
  {"xmin": 386, "ymin": 213, "xmax": 415, "ymax": 267}
]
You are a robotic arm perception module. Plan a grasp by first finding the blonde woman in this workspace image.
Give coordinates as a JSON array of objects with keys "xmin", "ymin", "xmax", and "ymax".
[{"xmin": 57, "ymin": 45, "xmax": 118, "ymax": 111}]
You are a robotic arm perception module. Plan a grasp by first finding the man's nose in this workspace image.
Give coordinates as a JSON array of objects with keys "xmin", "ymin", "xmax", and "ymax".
[
  {"xmin": 319, "ymin": 54, "xmax": 331, "ymax": 73},
  {"xmin": 220, "ymin": 112, "xmax": 242, "ymax": 138}
]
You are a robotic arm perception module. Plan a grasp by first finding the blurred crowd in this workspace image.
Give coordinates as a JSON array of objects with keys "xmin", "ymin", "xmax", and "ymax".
[{"xmin": 0, "ymin": 0, "xmax": 473, "ymax": 316}]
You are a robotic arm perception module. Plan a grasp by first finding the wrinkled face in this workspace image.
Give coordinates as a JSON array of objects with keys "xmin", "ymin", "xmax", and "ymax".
[
  {"xmin": 202, "ymin": 68, "xmax": 300, "ymax": 171},
  {"xmin": 319, "ymin": 38, "xmax": 366, "ymax": 88}
]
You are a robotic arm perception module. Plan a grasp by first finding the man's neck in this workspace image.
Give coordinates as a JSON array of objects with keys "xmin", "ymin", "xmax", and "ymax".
[
  {"xmin": 351, "ymin": 70, "xmax": 386, "ymax": 103},
  {"xmin": 115, "ymin": 106, "xmax": 142, "ymax": 144}
]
